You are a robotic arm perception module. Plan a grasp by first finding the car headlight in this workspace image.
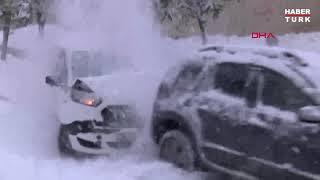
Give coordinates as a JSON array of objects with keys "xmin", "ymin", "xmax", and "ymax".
[
  {"xmin": 70, "ymin": 80, "xmax": 102, "ymax": 107},
  {"xmin": 78, "ymin": 96, "xmax": 102, "ymax": 107},
  {"xmin": 71, "ymin": 91, "xmax": 102, "ymax": 107}
]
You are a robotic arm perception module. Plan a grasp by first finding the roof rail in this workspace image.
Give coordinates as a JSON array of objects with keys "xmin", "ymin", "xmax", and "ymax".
[
  {"xmin": 199, "ymin": 45, "xmax": 308, "ymax": 67},
  {"xmin": 282, "ymin": 51, "xmax": 308, "ymax": 67},
  {"xmin": 199, "ymin": 46, "xmax": 224, "ymax": 53}
]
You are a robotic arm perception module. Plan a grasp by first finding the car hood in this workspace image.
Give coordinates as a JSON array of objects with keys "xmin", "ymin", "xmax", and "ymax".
[{"xmin": 77, "ymin": 70, "xmax": 163, "ymax": 105}]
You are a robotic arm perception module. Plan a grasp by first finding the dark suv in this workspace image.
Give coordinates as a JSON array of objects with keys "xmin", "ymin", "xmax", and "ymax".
[{"xmin": 151, "ymin": 45, "xmax": 320, "ymax": 180}]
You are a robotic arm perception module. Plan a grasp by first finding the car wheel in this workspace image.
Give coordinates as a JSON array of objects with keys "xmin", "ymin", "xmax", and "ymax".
[
  {"xmin": 58, "ymin": 124, "xmax": 82, "ymax": 157},
  {"xmin": 159, "ymin": 130, "xmax": 196, "ymax": 171},
  {"xmin": 58, "ymin": 124, "xmax": 71, "ymax": 155}
]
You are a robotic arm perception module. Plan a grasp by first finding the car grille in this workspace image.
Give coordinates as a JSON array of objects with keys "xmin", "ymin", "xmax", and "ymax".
[{"xmin": 76, "ymin": 137, "xmax": 101, "ymax": 149}]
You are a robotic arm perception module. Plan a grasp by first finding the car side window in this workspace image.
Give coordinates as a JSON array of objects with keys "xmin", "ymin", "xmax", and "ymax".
[
  {"xmin": 214, "ymin": 63, "xmax": 248, "ymax": 98},
  {"xmin": 262, "ymin": 69, "xmax": 312, "ymax": 112},
  {"xmin": 173, "ymin": 63, "xmax": 203, "ymax": 93}
]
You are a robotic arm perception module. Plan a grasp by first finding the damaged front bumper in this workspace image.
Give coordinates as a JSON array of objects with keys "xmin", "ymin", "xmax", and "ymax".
[{"xmin": 58, "ymin": 120, "xmax": 138, "ymax": 157}]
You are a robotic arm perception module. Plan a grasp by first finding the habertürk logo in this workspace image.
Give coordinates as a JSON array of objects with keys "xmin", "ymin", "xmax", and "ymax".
[{"xmin": 284, "ymin": 9, "xmax": 311, "ymax": 23}]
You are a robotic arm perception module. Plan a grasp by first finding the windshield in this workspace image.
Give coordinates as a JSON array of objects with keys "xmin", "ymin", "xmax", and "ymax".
[
  {"xmin": 71, "ymin": 51, "xmax": 125, "ymax": 79},
  {"xmin": 71, "ymin": 51, "xmax": 90, "ymax": 78},
  {"xmin": 71, "ymin": 50, "xmax": 132, "ymax": 79}
]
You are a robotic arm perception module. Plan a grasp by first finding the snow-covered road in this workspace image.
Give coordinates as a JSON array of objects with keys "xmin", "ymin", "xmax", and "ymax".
[{"xmin": 0, "ymin": 148, "xmax": 201, "ymax": 180}]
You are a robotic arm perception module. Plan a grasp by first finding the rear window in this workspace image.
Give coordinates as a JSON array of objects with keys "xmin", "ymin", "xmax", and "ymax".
[{"xmin": 71, "ymin": 51, "xmax": 132, "ymax": 79}]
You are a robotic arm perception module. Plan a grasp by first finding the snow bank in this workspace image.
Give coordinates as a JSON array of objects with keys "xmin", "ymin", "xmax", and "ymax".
[
  {"xmin": 0, "ymin": 152, "xmax": 200, "ymax": 180},
  {"xmin": 0, "ymin": 37, "xmax": 60, "ymax": 157}
]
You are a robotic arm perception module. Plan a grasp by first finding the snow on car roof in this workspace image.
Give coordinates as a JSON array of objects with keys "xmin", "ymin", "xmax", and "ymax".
[
  {"xmin": 195, "ymin": 44, "xmax": 320, "ymax": 89},
  {"xmin": 199, "ymin": 44, "xmax": 307, "ymax": 66},
  {"xmin": 291, "ymin": 50, "xmax": 320, "ymax": 89}
]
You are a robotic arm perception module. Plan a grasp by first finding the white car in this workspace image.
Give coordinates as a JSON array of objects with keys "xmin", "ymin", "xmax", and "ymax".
[{"xmin": 46, "ymin": 47, "xmax": 142, "ymax": 157}]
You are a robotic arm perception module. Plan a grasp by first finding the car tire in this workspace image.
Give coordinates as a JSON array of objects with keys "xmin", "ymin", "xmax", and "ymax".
[
  {"xmin": 58, "ymin": 124, "xmax": 72, "ymax": 155},
  {"xmin": 58, "ymin": 124, "xmax": 83, "ymax": 157},
  {"xmin": 159, "ymin": 130, "xmax": 196, "ymax": 171}
]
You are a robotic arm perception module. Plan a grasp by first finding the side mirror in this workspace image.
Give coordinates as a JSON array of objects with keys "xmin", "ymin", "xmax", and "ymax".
[
  {"xmin": 45, "ymin": 76, "xmax": 60, "ymax": 87},
  {"xmin": 298, "ymin": 106, "xmax": 320, "ymax": 123}
]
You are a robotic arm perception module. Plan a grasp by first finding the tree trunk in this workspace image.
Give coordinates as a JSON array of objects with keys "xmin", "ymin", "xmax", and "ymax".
[
  {"xmin": 196, "ymin": 16, "xmax": 207, "ymax": 45},
  {"xmin": 1, "ymin": 12, "xmax": 11, "ymax": 61},
  {"xmin": 37, "ymin": 12, "xmax": 46, "ymax": 37},
  {"xmin": 39, "ymin": 23, "xmax": 45, "ymax": 37}
]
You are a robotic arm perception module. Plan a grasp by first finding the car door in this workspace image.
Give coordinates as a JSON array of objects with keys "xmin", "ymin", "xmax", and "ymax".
[
  {"xmin": 234, "ymin": 65, "xmax": 282, "ymax": 177},
  {"xmin": 257, "ymin": 67, "xmax": 320, "ymax": 177},
  {"xmin": 197, "ymin": 62, "xmax": 262, "ymax": 170}
]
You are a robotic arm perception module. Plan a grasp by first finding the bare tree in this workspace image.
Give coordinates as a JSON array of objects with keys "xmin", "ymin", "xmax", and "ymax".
[
  {"xmin": 179, "ymin": 0, "xmax": 214, "ymax": 44},
  {"xmin": 32, "ymin": 0, "xmax": 48, "ymax": 36},
  {"xmin": 0, "ymin": 0, "xmax": 14, "ymax": 60},
  {"xmin": 155, "ymin": 0, "xmax": 229, "ymax": 44},
  {"xmin": 1, "ymin": 10, "xmax": 12, "ymax": 60},
  {"xmin": 0, "ymin": 0, "xmax": 31, "ymax": 60}
]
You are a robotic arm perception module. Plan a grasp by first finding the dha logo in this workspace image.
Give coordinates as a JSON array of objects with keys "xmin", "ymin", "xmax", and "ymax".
[
  {"xmin": 284, "ymin": 9, "xmax": 311, "ymax": 23},
  {"xmin": 251, "ymin": 32, "xmax": 276, "ymax": 39}
]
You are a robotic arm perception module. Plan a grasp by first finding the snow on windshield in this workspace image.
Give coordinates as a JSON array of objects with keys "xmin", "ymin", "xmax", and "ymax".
[
  {"xmin": 71, "ymin": 51, "xmax": 90, "ymax": 78},
  {"xmin": 71, "ymin": 50, "xmax": 132, "ymax": 79}
]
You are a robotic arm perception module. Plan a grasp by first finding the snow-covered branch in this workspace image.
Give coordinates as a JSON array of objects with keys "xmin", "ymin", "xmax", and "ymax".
[{"xmin": 155, "ymin": 0, "xmax": 232, "ymax": 44}]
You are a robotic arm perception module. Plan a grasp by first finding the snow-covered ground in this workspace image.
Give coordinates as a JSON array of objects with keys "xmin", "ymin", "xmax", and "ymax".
[{"xmin": 0, "ymin": 0, "xmax": 319, "ymax": 179}]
